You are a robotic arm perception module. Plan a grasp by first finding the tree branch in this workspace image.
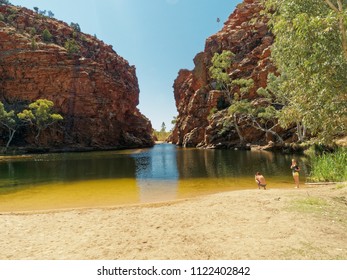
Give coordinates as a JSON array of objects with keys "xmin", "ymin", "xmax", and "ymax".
[{"xmin": 324, "ymin": 0, "xmax": 339, "ymax": 12}]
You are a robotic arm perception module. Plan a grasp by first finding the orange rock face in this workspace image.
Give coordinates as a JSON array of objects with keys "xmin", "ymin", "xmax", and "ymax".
[
  {"xmin": 0, "ymin": 5, "xmax": 154, "ymax": 150},
  {"xmin": 169, "ymin": 0, "xmax": 277, "ymax": 148}
]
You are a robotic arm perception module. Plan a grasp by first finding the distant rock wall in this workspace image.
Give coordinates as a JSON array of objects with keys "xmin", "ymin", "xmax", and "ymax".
[
  {"xmin": 0, "ymin": 5, "xmax": 154, "ymax": 150},
  {"xmin": 169, "ymin": 0, "xmax": 278, "ymax": 148}
]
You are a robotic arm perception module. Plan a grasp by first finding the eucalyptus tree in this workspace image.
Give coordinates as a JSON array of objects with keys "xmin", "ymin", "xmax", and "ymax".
[
  {"xmin": 209, "ymin": 50, "xmax": 284, "ymax": 144},
  {"xmin": 265, "ymin": 0, "xmax": 347, "ymax": 143},
  {"xmin": 209, "ymin": 50, "xmax": 234, "ymax": 92},
  {"xmin": 18, "ymin": 99, "xmax": 63, "ymax": 143},
  {"xmin": 0, "ymin": 102, "xmax": 18, "ymax": 150},
  {"xmin": 229, "ymin": 76, "xmax": 285, "ymax": 144}
]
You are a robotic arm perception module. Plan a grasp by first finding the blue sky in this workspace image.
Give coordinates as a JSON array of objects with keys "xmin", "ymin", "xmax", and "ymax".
[{"xmin": 10, "ymin": 0, "xmax": 241, "ymax": 130}]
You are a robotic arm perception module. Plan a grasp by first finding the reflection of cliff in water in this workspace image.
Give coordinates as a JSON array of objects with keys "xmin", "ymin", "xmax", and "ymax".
[
  {"xmin": 0, "ymin": 152, "xmax": 138, "ymax": 193},
  {"xmin": 0, "ymin": 144, "xmax": 310, "ymax": 199},
  {"xmin": 176, "ymin": 148, "xmax": 309, "ymax": 181}
]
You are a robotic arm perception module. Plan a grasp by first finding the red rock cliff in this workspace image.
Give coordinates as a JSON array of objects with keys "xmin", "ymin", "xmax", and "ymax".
[
  {"xmin": 170, "ymin": 0, "xmax": 277, "ymax": 148},
  {"xmin": 0, "ymin": 5, "xmax": 154, "ymax": 150}
]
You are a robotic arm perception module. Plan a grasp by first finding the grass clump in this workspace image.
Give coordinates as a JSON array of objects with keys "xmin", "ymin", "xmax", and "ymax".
[
  {"xmin": 291, "ymin": 197, "xmax": 328, "ymax": 213},
  {"xmin": 309, "ymin": 148, "xmax": 347, "ymax": 182}
]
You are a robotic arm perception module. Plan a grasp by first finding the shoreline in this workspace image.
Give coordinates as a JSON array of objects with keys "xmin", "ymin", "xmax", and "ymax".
[
  {"xmin": 0, "ymin": 183, "xmax": 335, "ymax": 215},
  {"xmin": 1, "ymin": 183, "xmax": 346, "ymax": 260},
  {"xmin": 0, "ymin": 182, "xmax": 327, "ymax": 215}
]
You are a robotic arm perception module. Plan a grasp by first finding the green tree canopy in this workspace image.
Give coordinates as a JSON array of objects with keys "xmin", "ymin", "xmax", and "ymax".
[
  {"xmin": 266, "ymin": 0, "xmax": 347, "ymax": 144},
  {"xmin": 0, "ymin": 101, "xmax": 18, "ymax": 150},
  {"xmin": 209, "ymin": 50, "xmax": 234, "ymax": 90},
  {"xmin": 18, "ymin": 99, "xmax": 63, "ymax": 142},
  {"xmin": 0, "ymin": 0, "xmax": 11, "ymax": 6},
  {"xmin": 160, "ymin": 122, "xmax": 166, "ymax": 133},
  {"xmin": 42, "ymin": 28, "xmax": 52, "ymax": 42}
]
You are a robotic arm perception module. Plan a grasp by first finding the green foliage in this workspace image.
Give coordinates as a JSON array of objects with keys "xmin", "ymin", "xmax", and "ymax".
[
  {"xmin": 309, "ymin": 148, "xmax": 347, "ymax": 182},
  {"xmin": 0, "ymin": 101, "xmax": 19, "ymax": 150},
  {"xmin": 229, "ymin": 77, "xmax": 284, "ymax": 144},
  {"xmin": 208, "ymin": 107, "xmax": 218, "ymax": 120},
  {"xmin": 266, "ymin": 0, "xmax": 347, "ymax": 144},
  {"xmin": 228, "ymin": 99, "xmax": 252, "ymax": 116},
  {"xmin": 160, "ymin": 122, "xmax": 166, "ymax": 133},
  {"xmin": 31, "ymin": 38, "xmax": 38, "ymax": 50},
  {"xmin": 64, "ymin": 39, "xmax": 79, "ymax": 55},
  {"xmin": 0, "ymin": 0, "xmax": 11, "ymax": 6},
  {"xmin": 18, "ymin": 99, "xmax": 63, "ymax": 141},
  {"xmin": 42, "ymin": 28, "xmax": 52, "ymax": 42},
  {"xmin": 153, "ymin": 123, "xmax": 170, "ymax": 142},
  {"xmin": 231, "ymin": 78, "xmax": 254, "ymax": 99},
  {"xmin": 171, "ymin": 116, "xmax": 177, "ymax": 125},
  {"xmin": 209, "ymin": 50, "xmax": 234, "ymax": 90},
  {"xmin": 70, "ymin": 22, "xmax": 81, "ymax": 33},
  {"xmin": 29, "ymin": 27, "xmax": 36, "ymax": 37},
  {"xmin": 38, "ymin": 10, "xmax": 46, "ymax": 16},
  {"xmin": 47, "ymin": 10, "xmax": 54, "ymax": 18},
  {"xmin": 291, "ymin": 197, "xmax": 328, "ymax": 214},
  {"xmin": 0, "ymin": 102, "xmax": 16, "ymax": 129}
]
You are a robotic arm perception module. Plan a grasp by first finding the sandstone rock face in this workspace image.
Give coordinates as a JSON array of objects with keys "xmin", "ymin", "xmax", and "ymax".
[
  {"xmin": 0, "ymin": 5, "xmax": 154, "ymax": 150},
  {"xmin": 169, "ymin": 0, "xmax": 277, "ymax": 148}
]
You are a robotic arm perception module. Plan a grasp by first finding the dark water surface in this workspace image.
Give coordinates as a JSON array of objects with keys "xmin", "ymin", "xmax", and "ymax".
[{"xmin": 0, "ymin": 144, "xmax": 309, "ymax": 211}]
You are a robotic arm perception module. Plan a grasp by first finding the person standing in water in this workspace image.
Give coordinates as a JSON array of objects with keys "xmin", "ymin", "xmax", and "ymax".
[
  {"xmin": 255, "ymin": 172, "xmax": 267, "ymax": 190},
  {"xmin": 291, "ymin": 159, "xmax": 300, "ymax": 188}
]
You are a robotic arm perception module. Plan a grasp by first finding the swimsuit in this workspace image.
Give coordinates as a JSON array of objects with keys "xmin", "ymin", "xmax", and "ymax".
[{"xmin": 291, "ymin": 165, "xmax": 299, "ymax": 175}]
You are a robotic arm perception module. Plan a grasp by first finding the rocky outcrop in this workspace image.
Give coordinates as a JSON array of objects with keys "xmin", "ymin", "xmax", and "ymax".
[
  {"xmin": 0, "ymin": 5, "xmax": 154, "ymax": 150},
  {"xmin": 169, "ymin": 0, "xmax": 279, "ymax": 148}
]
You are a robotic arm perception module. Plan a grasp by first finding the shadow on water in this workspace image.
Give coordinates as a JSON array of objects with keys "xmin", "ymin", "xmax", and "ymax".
[{"xmin": 0, "ymin": 144, "xmax": 310, "ymax": 211}]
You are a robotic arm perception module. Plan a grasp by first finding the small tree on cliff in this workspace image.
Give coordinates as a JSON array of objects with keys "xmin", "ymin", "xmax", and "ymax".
[
  {"xmin": 0, "ymin": 0, "xmax": 11, "ymax": 6},
  {"xmin": 47, "ymin": 10, "xmax": 54, "ymax": 18},
  {"xmin": 209, "ymin": 51, "xmax": 248, "ymax": 143},
  {"xmin": 64, "ymin": 39, "xmax": 79, "ymax": 56},
  {"xmin": 18, "ymin": 99, "xmax": 63, "ymax": 143},
  {"xmin": 70, "ymin": 22, "xmax": 81, "ymax": 33},
  {"xmin": 0, "ymin": 101, "xmax": 19, "ymax": 151},
  {"xmin": 209, "ymin": 50, "xmax": 234, "ymax": 91},
  {"xmin": 209, "ymin": 51, "xmax": 284, "ymax": 145},
  {"xmin": 42, "ymin": 28, "xmax": 52, "ymax": 42}
]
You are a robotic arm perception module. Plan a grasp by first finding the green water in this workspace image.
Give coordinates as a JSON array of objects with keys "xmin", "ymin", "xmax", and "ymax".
[{"xmin": 0, "ymin": 144, "xmax": 309, "ymax": 212}]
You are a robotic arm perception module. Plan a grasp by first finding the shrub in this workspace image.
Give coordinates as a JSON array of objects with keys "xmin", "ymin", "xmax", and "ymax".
[
  {"xmin": 64, "ymin": 39, "xmax": 79, "ymax": 55},
  {"xmin": 31, "ymin": 38, "xmax": 37, "ymax": 50},
  {"xmin": 208, "ymin": 107, "xmax": 218, "ymax": 120},
  {"xmin": 42, "ymin": 28, "xmax": 52, "ymax": 42}
]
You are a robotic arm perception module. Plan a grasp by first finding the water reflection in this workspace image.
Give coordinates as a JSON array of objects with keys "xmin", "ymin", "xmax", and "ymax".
[
  {"xmin": 132, "ymin": 144, "xmax": 179, "ymax": 203},
  {"xmin": 175, "ymin": 147, "xmax": 307, "ymax": 181},
  {"xmin": 0, "ymin": 152, "xmax": 138, "ymax": 193},
  {"xmin": 0, "ymin": 144, "xmax": 310, "ymax": 211}
]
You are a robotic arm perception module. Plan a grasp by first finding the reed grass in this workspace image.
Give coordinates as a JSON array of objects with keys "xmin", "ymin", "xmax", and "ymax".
[{"xmin": 309, "ymin": 148, "xmax": 347, "ymax": 182}]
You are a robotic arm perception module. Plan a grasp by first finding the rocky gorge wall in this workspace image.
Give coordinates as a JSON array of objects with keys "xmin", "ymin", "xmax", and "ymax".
[
  {"xmin": 169, "ymin": 0, "xmax": 281, "ymax": 148},
  {"xmin": 0, "ymin": 5, "xmax": 154, "ymax": 151}
]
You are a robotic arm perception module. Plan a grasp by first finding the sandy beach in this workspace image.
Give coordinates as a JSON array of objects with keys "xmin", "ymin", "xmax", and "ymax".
[{"xmin": 0, "ymin": 184, "xmax": 346, "ymax": 260}]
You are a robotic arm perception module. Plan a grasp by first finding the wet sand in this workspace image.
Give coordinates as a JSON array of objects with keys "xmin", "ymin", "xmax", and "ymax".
[{"xmin": 0, "ymin": 184, "xmax": 346, "ymax": 260}]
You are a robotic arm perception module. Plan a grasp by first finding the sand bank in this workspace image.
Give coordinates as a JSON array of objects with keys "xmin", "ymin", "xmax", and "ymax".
[{"xmin": 0, "ymin": 184, "xmax": 346, "ymax": 260}]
